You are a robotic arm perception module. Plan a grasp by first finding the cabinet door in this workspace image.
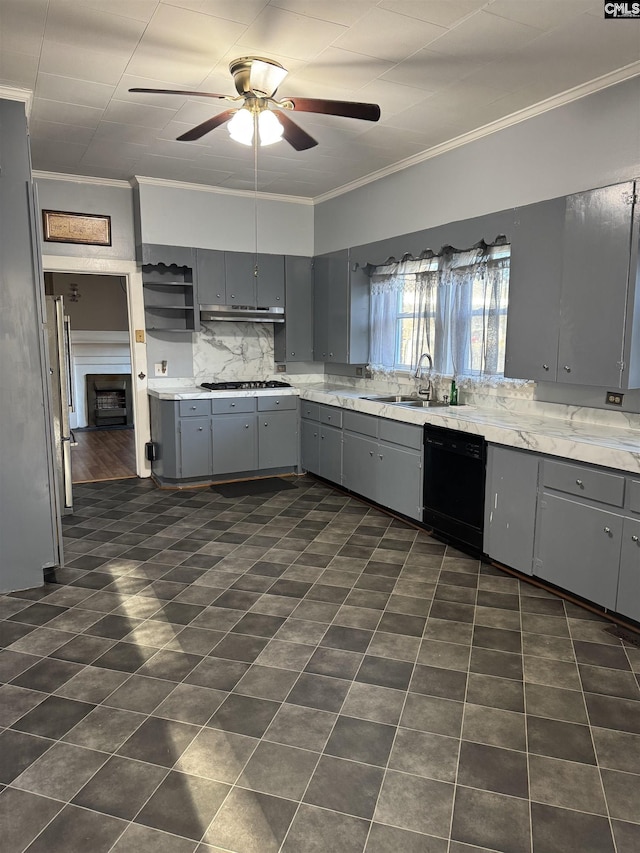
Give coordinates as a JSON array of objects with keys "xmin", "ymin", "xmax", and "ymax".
[
  {"xmin": 301, "ymin": 418, "xmax": 320, "ymax": 474},
  {"xmin": 484, "ymin": 446, "xmax": 539, "ymax": 574},
  {"xmin": 616, "ymin": 516, "xmax": 640, "ymax": 621},
  {"xmin": 557, "ymin": 183, "xmax": 634, "ymax": 387},
  {"xmin": 534, "ymin": 492, "xmax": 623, "ymax": 609},
  {"xmin": 326, "ymin": 251, "xmax": 350, "ymax": 363},
  {"xmin": 378, "ymin": 444, "xmax": 423, "ymax": 521},
  {"xmin": 274, "ymin": 256, "xmax": 313, "ymax": 362},
  {"xmin": 256, "ymin": 254, "xmax": 284, "ymax": 306},
  {"xmin": 259, "ymin": 411, "xmax": 297, "ymax": 469},
  {"xmin": 318, "ymin": 424, "xmax": 342, "ymax": 484},
  {"xmin": 342, "ymin": 432, "xmax": 377, "ymax": 501},
  {"xmin": 504, "ymin": 198, "xmax": 565, "ymax": 382},
  {"xmin": 196, "ymin": 249, "xmax": 226, "ymax": 305},
  {"xmin": 179, "ymin": 417, "xmax": 211, "ymax": 478},
  {"xmin": 313, "ymin": 254, "xmax": 331, "ymax": 360},
  {"xmin": 224, "ymin": 252, "xmax": 256, "ymax": 305},
  {"xmin": 212, "ymin": 415, "xmax": 257, "ymax": 474}
]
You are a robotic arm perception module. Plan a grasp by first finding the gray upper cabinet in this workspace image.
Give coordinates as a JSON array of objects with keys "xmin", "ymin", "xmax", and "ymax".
[
  {"xmin": 141, "ymin": 244, "xmax": 195, "ymax": 268},
  {"xmin": 256, "ymin": 253, "xmax": 284, "ymax": 306},
  {"xmin": 196, "ymin": 249, "xmax": 225, "ymax": 305},
  {"xmin": 313, "ymin": 249, "xmax": 369, "ymax": 364},
  {"xmin": 504, "ymin": 198, "xmax": 564, "ymax": 383},
  {"xmin": 505, "ymin": 181, "xmax": 640, "ymax": 389},
  {"xmin": 224, "ymin": 251, "xmax": 256, "ymax": 305},
  {"xmin": 558, "ymin": 182, "xmax": 635, "ymax": 388},
  {"xmin": 274, "ymin": 256, "xmax": 314, "ymax": 363}
]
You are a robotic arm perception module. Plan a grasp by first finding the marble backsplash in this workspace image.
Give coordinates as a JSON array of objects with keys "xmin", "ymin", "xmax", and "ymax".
[{"xmin": 192, "ymin": 321, "xmax": 276, "ymax": 382}]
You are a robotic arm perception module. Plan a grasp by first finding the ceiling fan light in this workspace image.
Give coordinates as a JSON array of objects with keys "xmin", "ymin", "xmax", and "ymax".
[
  {"xmin": 258, "ymin": 110, "xmax": 284, "ymax": 146},
  {"xmin": 228, "ymin": 108, "xmax": 254, "ymax": 145}
]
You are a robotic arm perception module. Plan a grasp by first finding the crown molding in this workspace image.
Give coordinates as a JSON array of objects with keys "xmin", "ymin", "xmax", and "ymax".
[
  {"xmin": 131, "ymin": 175, "xmax": 314, "ymax": 205},
  {"xmin": 0, "ymin": 85, "xmax": 33, "ymax": 116},
  {"xmin": 32, "ymin": 170, "xmax": 132, "ymax": 188},
  {"xmin": 313, "ymin": 62, "xmax": 640, "ymax": 205}
]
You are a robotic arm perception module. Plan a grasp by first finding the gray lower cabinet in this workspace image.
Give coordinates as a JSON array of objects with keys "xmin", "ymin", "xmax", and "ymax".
[
  {"xmin": 484, "ymin": 445, "xmax": 539, "ymax": 575},
  {"xmin": 318, "ymin": 425, "xmax": 343, "ymax": 484},
  {"xmin": 212, "ymin": 414, "xmax": 257, "ymax": 474},
  {"xmin": 617, "ymin": 516, "xmax": 640, "ymax": 622},
  {"xmin": 342, "ymin": 412, "xmax": 423, "ymax": 521},
  {"xmin": 534, "ymin": 492, "xmax": 623, "ymax": 610},
  {"xmin": 150, "ymin": 395, "xmax": 297, "ymax": 484},
  {"xmin": 179, "ymin": 417, "xmax": 211, "ymax": 478},
  {"xmin": 259, "ymin": 411, "xmax": 298, "ymax": 468},
  {"xmin": 300, "ymin": 418, "xmax": 320, "ymax": 474}
]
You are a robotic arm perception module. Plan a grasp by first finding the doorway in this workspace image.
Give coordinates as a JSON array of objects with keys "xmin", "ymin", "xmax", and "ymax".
[{"xmin": 44, "ymin": 271, "xmax": 137, "ymax": 483}]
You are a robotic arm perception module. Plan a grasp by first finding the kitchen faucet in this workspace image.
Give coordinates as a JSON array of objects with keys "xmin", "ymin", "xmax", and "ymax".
[{"xmin": 414, "ymin": 352, "xmax": 433, "ymax": 398}]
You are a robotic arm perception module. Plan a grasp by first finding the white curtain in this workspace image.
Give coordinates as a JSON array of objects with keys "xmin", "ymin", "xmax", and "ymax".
[{"xmin": 368, "ymin": 244, "xmax": 510, "ymax": 377}]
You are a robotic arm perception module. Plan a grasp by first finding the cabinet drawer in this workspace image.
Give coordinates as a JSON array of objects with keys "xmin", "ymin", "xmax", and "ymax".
[
  {"xmin": 542, "ymin": 459, "xmax": 625, "ymax": 507},
  {"xmin": 629, "ymin": 479, "xmax": 640, "ymax": 514},
  {"xmin": 343, "ymin": 410, "xmax": 378, "ymax": 438},
  {"xmin": 319, "ymin": 405, "xmax": 343, "ymax": 427},
  {"xmin": 179, "ymin": 400, "xmax": 211, "ymax": 417},
  {"xmin": 379, "ymin": 419, "xmax": 423, "ymax": 450},
  {"xmin": 212, "ymin": 397, "xmax": 256, "ymax": 414},
  {"xmin": 301, "ymin": 402, "xmax": 319, "ymax": 421},
  {"xmin": 257, "ymin": 396, "xmax": 297, "ymax": 412}
]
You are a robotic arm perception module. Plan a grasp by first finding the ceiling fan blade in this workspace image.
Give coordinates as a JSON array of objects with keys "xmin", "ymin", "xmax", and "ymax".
[
  {"xmin": 129, "ymin": 87, "xmax": 229, "ymax": 99},
  {"xmin": 285, "ymin": 97, "xmax": 380, "ymax": 122},
  {"xmin": 177, "ymin": 109, "xmax": 238, "ymax": 142},
  {"xmin": 276, "ymin": 112, "xmax": 318, "ymax": 151}
]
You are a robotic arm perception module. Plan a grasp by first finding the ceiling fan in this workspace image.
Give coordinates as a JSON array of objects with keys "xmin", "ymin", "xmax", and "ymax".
[{"xmin": 129, "ymin": 56, "xmax": 381, "ymax": 151}]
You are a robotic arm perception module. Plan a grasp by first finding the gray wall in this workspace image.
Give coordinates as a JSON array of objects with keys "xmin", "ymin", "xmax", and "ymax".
[
  {"xmin": 46, "ymin": 273, "xmax": 128, "ymax": 330},
  {"xmin": 35, "ymin": 177, "xmax": 136, "ymax": 261},
  {"xmin": 0, "ymin": 99, "xmax": 56, "ymax": 592},
  {"xmin": 136, "ymin": 181, "xmax": 314, "ymax": 256},
  {"xmin": 314, "ymin": 76, "xmax": 640, "ymax": 255}
]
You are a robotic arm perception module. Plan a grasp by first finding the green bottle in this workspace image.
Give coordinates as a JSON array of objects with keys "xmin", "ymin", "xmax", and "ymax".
[{"xmin": 450, "ymin": 378, "xmax": 458, "ymax": 406}]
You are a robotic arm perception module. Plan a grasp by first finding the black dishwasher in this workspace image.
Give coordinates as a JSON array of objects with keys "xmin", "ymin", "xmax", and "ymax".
[{"xmin": 423, "ymin": 424, "xmax": 487, "ymax": 553}]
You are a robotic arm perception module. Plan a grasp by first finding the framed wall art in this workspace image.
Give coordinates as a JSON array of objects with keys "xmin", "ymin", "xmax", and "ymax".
[{"xmin": 42, "ymin": 210, "xmax": 112, "ymax": 246}]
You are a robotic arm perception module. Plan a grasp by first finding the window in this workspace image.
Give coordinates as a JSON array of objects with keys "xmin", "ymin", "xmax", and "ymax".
[{"xmin": 368, "ymin": 243, "xmax": 510, "ymax": 378}]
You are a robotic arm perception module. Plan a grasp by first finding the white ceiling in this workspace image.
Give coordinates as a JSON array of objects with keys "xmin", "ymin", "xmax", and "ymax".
[{"xmin": 1, "ymin": 0, "xmax": 640, "ymax": 199}]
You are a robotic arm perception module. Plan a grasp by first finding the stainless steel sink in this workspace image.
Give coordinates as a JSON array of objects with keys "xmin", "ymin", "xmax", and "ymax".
[
  {"xmin": 362, "ymin": 394, "xmax": 418, "ymax": 403},
  {"xmin": 395, "ymin": 399, "xmax": 449, "ymax": 408}
]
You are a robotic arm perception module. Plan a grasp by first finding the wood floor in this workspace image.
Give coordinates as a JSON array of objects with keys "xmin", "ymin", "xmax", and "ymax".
[{"xmin": 71, "ymin": 428, "xmax": 136, "ymax": 483}]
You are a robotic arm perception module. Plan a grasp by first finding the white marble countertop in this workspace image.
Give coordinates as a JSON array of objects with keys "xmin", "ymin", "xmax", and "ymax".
[
  {"xmin": 148, "ymin": 382, "xmax": 640, "ymax": 474},
  {"xmin": 148, "ymin": 386, "xmax": 299, "ymax": 401}
]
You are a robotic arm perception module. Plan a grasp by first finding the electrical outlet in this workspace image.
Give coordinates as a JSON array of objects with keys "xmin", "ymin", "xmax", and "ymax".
[
  {"xmin": 356, "ymin": 367, "xmax": 363, "ymax": 376},
  {"xmin": 605, "ymin": 391, "xmax": 624, "ymax": 406},
  {"xmin": 276, "ymin": 364, "xmax": 287, "ymax": 373},
  {"xmin": 154, "ymin": 361, "xmax": 167, "ymax": 377},
  {"xmin": 135, "ymin": 329, "xmax": 145, "ymax": 343}
]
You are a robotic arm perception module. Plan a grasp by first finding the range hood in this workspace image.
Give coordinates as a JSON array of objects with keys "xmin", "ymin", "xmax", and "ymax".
[{"xmin": 200, "ymin": 304, "xmax": 285, "ymax": 323}]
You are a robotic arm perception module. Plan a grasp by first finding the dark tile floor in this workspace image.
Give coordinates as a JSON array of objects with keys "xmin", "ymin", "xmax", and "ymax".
[{"xmin": 1, "ymin": 476, "xmax": 640, "ymax": 853}]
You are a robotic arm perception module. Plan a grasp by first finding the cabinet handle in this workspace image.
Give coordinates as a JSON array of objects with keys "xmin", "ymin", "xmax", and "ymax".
[
  {"xmin": 542, "ymin": 364, "xmax": 549, "ymax": 371},
  {"xmin": 379, "ymin": 454, "xmax": 383, "ymax": 459},
  {"xmin": 632, "ymin": 535, "xmax": 639, "ymax": 542},
  {"xmin": 329, "ymin": 352, "xmax": 334, "ymax": 357},
  {"xmin": 576, "ymin": 479, "xmax": 583, "ymax": 486},
  {"xmin": 369, "ymin": 450, "xmax": 373, "ymax": 456},
  {"xmin": 564, "ymin": 365, "xmax": 571, "ymax": 372},
  {"xmin": 230, "ymin": 294, "xmax": 235, "ymax": 299},
  {"xmin": 276, "ymin": 296, "xmax": 281, "ymax": 301},
  {"xmin": 604, "ymin": 527, "xmax": 611, "ymax": 534},
  {"xmin": 198, "ymin": 427, "xmax": 203, "ymax": 431},
  {"xmin": 291, "ymin": 351, "xmax": 295, "ymax": 356},
  {"xmin": 191, "ymin": 405, "xmax": 197, "ymax": 410},
  {"xmin": 230, "ymin": 402, "xmax": 236, "ymax": 407},
  {"xmin": 245, "ymin": 424, "xmax": 249, "ymax": 429},
  {"xmin": 216, "ymin": 293, "xmax": 221, "ymax": 299},
  {"xmin": 275, "ymin": 400, "xmax": 280, "ymax": 405},
  {"xmin": 264, "ymin": 422, "xmax": 268, "ymax": 427}
]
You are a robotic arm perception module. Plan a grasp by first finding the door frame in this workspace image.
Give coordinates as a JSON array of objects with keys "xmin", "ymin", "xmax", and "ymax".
[{"xmin": 42, "ymin": 254, "xmax": 151, "ymax": 479}]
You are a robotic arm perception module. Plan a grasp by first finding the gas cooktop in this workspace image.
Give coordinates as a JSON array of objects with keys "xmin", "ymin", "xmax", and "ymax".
[{"xmin": 200, "ymin": 380, "xmax": 292, "ymax": 391}]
